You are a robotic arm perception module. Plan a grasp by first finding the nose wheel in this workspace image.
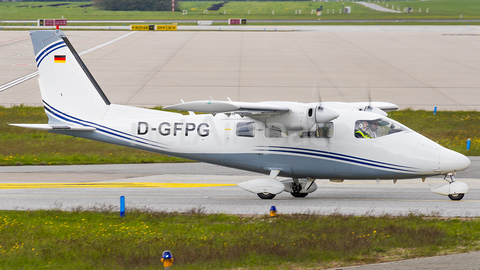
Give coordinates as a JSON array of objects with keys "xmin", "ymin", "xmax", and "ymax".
[
  {"xmin": 444, "ymin": 174, "xmax": 465, "ymax": 201},
  {"xmin": 257, "ymin": 192, "xmax": 276, "ymax": 199},
  {"xmin": 448, "ymin": 193, "xmax": 464, "ymax": 200}
]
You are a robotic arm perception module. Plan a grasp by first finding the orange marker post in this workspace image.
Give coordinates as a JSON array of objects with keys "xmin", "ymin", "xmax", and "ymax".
[
  {"xmin": 270, "ymin": 206, "xmax": 277, "ymax": 217},
  {"xmin": 161, "ymin": 250, "xmax": 174, "ymax": 269}
]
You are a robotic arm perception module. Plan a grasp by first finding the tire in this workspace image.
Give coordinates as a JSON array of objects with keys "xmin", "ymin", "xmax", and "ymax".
[
  {"xmin": 291, "ymin": 192, "xmax": 308, "ymax": 198},
  {"xmin": 257, "ymin": 193, "xmax": 276, "ymax": 200},
  {"xmin": 448, "ymin": 193, "xmax": 465, "ymax": 201}
]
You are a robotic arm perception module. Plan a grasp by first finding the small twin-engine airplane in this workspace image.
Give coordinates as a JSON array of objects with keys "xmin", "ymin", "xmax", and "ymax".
[{"xmin": 12, "ymin": 30, "xmax": 471, "ymax": 200}]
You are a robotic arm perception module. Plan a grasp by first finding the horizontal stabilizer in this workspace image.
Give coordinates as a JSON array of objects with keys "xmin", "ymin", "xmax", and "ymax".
[
  {"xmin": 10, "ymin": 124, "xmax": 96, "ymax": 131},
  {"xmin": 164, "ymin": 100, "xmax": 290, "ymax": 116}
]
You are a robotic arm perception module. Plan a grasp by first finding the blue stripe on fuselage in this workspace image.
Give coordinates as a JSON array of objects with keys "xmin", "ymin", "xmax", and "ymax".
[
  {"xmin": 255, "ymin": 146, "xmax": 418, "ymax": 173},
  {"xmin": 43, "ymin": 101, "xmax": 166, "ymax": 150}
]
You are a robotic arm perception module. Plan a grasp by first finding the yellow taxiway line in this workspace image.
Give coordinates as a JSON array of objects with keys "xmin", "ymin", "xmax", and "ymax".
[{"xmin": 0, "ymin": 183, "xmax": 236, "ymax": 189}]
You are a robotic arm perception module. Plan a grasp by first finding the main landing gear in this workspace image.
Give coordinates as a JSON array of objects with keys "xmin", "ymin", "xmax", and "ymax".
[{"xmin": 290, "ymin": 179, "xmax": 309, "ymax": 198}]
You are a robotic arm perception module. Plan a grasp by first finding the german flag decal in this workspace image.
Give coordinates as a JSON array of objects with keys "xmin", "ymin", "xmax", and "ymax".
[{"xmin": 54, "ymin": 55, "xmax": 66, "ymax": 63}]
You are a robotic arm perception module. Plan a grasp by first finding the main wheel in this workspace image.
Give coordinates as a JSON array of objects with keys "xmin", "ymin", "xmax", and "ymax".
[
  {"xmin": 291, "ymin": 192, "xmax": 308, "ymax": 198},
  {"xmin": 257, "ymin": 193, "xmax": 276, "ymax": 200},
  {"xmin": 448, "ymin": 193, "xmax": 464, "ymax": 201}
]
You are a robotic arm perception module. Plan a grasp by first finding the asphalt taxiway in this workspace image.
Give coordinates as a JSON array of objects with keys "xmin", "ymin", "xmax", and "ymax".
[
  {"xmin": 0, "ymin": 160, "xmax": 479, "ymax": 217},
  {"xmin": 1, "ymin": 26, "xmax": 480, "ymax": 110}
]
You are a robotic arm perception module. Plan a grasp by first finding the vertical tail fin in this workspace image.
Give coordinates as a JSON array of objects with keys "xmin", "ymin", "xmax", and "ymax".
[{"xmin": 30, "ymin": 30, "xmax": 110, "ymax": 121}]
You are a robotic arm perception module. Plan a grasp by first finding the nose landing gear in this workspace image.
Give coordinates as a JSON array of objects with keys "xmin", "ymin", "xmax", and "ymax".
[
  {"xmin": 445, "ymin": 174, "xmax": 465, "ymax": 201},
  {"xmin": 430, "ymin": 173, "xmax": 469, "ymax": 200}
]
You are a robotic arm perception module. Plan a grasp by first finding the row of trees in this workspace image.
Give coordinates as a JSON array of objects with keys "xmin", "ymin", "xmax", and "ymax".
[{"xmin": 92, "ymin": 0, "xmax": 179, "ymax": 11}]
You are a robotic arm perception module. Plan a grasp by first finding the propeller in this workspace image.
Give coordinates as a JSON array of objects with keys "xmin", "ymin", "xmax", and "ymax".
[
  {"xmin": 362, "ymin": 78, "xmax": 388, "ymax": 116},
  {"xmin": 363, "ymin": 77, "xmax": 372, "ymax": 111},
  {"xmin": 312, "ymin": 76, "xmax": 322, "ymax": 106},
  {"xmin": 312, "ymin": 76, "xmax": 339, "ymax": 123}
]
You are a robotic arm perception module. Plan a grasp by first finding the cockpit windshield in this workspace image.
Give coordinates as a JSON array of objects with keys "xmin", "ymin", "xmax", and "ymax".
[{"xmin": 354, "ymin": 118, "xmax": 409, "ymax": 139}]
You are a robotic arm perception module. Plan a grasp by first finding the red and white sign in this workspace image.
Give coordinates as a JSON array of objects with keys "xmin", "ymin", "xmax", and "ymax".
[
  {"xmin": 228, "ymin": 19, "xmax": 241, "ymax": 25},
  {"xmin": 39, "ymin": 19, "xmax": 68, "ymax": 27},
  {"xmin": 44, "ymin": 19, "xmax": 55, "ymax": 26},
  {"xmin": 55, "ymin": 19, "xmax": 67, "ymax": 26}
]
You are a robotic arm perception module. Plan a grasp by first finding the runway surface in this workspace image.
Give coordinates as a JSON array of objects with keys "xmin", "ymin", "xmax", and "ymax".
[
  {"xmin": 0, "ymin": 160, "xmax": 479, "ymax": 217},
  {"xmin": 1, "ymin": 26, "xmax": 480, "ymax": 110}
]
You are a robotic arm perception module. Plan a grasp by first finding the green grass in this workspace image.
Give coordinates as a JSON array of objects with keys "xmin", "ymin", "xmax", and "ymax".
[
  {"xmin": 0, "ymin": 106, "xmax": 189, "ymax": 165},
  {"xmin": 0, "ymin": 0, "xmax": 480, "ymax": 21},
  {"xmin": 0, "ymin": 208, "xmax": 479, "ymax": 269},
  {"xmin": 1, "ymin": 106, "xmax": 479, "ymax": 166},
  {"xmin": 388, "ymin": 110, "xmax": 480, "ymax": 155}
]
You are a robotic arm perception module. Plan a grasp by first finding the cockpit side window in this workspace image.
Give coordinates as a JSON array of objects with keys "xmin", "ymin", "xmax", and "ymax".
[{"xmin": 354, "ymin": 118, "xmax": 408, "ymax": 139}]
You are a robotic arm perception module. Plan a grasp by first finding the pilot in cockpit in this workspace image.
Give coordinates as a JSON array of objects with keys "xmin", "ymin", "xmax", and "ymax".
[
  {"xmin": 368, "ymin": 120, "xmax": 379, "ymax": 138},
  {"xmin": 355, "ymin": 120, "xmax": 372, "ymax": 139}
]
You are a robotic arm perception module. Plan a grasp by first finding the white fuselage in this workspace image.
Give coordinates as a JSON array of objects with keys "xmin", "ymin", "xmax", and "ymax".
[{"xmin": 49, "ymin": 101, "xmax": 470, "ymax": 180}]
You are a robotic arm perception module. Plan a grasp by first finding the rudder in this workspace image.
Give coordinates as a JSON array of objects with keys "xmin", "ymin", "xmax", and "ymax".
[{"xmin": 30, "ymin": 30, "xmax": 110, "ymax": 121}]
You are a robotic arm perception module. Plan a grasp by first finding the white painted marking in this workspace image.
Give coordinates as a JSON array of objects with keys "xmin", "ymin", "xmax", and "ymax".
[{"xmin": 0, "ymin": 31, "xmax": 137, "ymax": 93}]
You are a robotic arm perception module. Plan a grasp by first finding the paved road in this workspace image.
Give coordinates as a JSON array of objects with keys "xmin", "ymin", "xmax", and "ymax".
[
  {"xmin": 328, "ymin": 251, "xmax": 480, "ymax": 270},
  {"xmin": 0, "ymin": 159, "xmax": 478, "ymax": 216},
  {"xmin": 2, "ymin": 26, "xmax": 480, "ymax": 110}
]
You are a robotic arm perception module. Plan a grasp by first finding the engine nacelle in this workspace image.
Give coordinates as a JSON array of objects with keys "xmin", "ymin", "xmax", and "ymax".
[
  {"xmin": 238, "ymin": 178, "xmax": 285, "ymax": 194},
  {"xmin": 265, "ymin": 103, "xmax": 338, "ymax": 131},
  {"xmin": 280, "ymin": 178, "xmax": 318, "ymax": 193},
  {"xmin": 315, "ymin": 106, "xmax": 340, "ymax": 124},
  {"xmin": 429, "ymin": 181, "xmax": 469, "ymax": 196}
]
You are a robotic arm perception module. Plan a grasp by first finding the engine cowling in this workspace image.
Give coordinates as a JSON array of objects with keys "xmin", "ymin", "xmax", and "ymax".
[
  {"xmin": 265, "ymin": 103, "xmax": 339, "ymax": 131},
  {"xmin": 315, "ymin": 106, "xmax": 339, "ymax": 124}
]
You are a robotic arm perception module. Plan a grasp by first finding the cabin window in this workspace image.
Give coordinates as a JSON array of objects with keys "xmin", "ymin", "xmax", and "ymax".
[
  {"xmin": 354, "ymin": 118, "xmax": 408, "ymax": 139},
  {"xmin": 299, "ymin": 122, "xmax": 334, "ymax": 138},
  {"xmin": 236, "ymin": 122, "xmax": 255, "ymax": 137},
  {"xmin": 265, "ymin": 128, "xmax": 282, "ymax": 138}
]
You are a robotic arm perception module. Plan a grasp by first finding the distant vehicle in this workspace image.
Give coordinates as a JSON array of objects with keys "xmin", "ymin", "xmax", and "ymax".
[{"xmin": 12, "ymin": 30, "xmax": 470, "ymax": 200}]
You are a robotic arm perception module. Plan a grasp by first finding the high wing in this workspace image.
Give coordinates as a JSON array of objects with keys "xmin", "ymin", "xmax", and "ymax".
[
  {"xmin": 165, "ymin": 100, "xmax": 398, "ymax": 116},
  {"xmin": 345, "ymin": 102, "xmax": 399, "ymax": 112},
  {"xmin": 165, "ymin": 100, "xmax": 398, "ymax": 129},
  {"xmin": 164, "ymin": 100, "xmax": 290, "ymax": 116}
]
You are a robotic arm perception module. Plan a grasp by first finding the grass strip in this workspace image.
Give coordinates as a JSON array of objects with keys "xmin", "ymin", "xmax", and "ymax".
[
  {"xmin": 1, "ymin": 106, "xmax": 480, "ymax": 166},
  {"xmin": 1, "ymin": 0, "xmax": 480, "ymax": 21},
  {"xmin": 0, "ymin": 208, "xmax": 479, "ymax": 269},
  {"xmin": 0, "ymin": 106, "xmax": 190, "ymax": 165}
]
